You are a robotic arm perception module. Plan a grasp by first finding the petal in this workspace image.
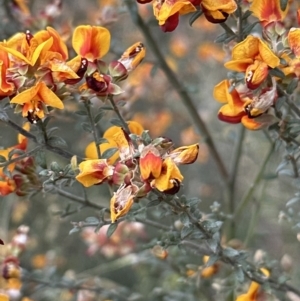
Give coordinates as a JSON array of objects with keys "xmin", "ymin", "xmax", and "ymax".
[
  {"xmin": 140, "ymin": 145, "xmax": 163, "ymax": 179},
  {"xmin": 241, "ymin": 116, "xmax": 264, "ymax": 130},
  {"xmin": 85, "ymin": 139, "xmax": 119, "ymax": 164},
  {"xmin": 72, "ymin": 25, "xmax": 111, "ymax": 61},
  {"xmin": 231, "ymin": 36, "xmax": 260, "ymax": 60},
  {"xmin": 154, "ymin": 158, "xmax": 183, "ymax": 192},
  {"xmin": 201, "ymin": 0, "xmax": 237, "ymax": 14},
  {"xmin": 213, "ymin": 80, "xmax": 233, "ymax": 103},
  {"xmin": 154, "ymin": 0, "xmax": 196, "ymax": 25},
  {"xmin": 245, "ymin": 60, "xmax": 269, "ymax": 89},
  {"xmin": 257, "ymin": 39, "xmax": 280, "ymax": 67},
  {"xmin": 250, "ymin": 0, "xmax": 289, "ymax": 24},
  {"xmin": 10, "ymin": 84, "xmax": 39, "ymax": 105},
  {"xmin": 224, "ymin": 58, "xmax": 254, "ymax": 72},
  {"xmin": 36, "ymin": 82, "xmax": 64, "ymax": 109},
  {"xmin": 76, "ymin": 159, "xmax": 113, "ymax": 187},
  {"xmin": 288, "ymin": 28, "xmax": 300, "ymax": 58}
]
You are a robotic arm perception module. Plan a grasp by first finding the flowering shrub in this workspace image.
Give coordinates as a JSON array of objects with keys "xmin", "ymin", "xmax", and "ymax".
[{"xmin": 1, "ymin": 0, "xmax": 300, "ymax": 300}]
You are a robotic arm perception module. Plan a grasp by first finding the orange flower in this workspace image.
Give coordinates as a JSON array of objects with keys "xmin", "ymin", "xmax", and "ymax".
[
  {"xmin": 201, "ymin": 255, "xmax": 219, "ymax": 278},
  {"xmin": 0, "ymin": 49, "xmax": 15, "ymax": 98},
  {"xmin": 139, "ymin": 145, "xmax": 163, "ymax": 180},
  {"xmin": 224, "ymin": 36, "xmax": 280, "ymax": 89},
  {"xmin": 110, "ymin": 185, "xmax": 135, "ymax": 222},
  {"xmin": 153, "ymin": 0, "xmax": 197, "ymax": 32},
  {"xmin": 250, "ymin": 0, "xmax": 289, "ymax": 26},
  {"xmin": 76, "ymin": 159, "xmax": 114, "ymax": 187},
  {"xmin": 0, "ymin": 123, "xmax": 29, "ymax": 196},
  {"xmin": 213, "ymin": 79, "xmax": 275, "ymax": 130},
  {"xmin": 0, "ymin": 31, "xmax": 53, "ymax": 66},
  {"xmin": 200, "ymin": 0, "xmax": 237, "ymax": 23},
  {"xmin": 10, "ymin": 81, "xmax": 64, "ymax": 123},
  {"xmin": 72, "ymin": 25, "xmax": 111, "ymax": 61},
  {"xmin": 152, "ymin": 157, "xmax": 183, "ymax": 193}
]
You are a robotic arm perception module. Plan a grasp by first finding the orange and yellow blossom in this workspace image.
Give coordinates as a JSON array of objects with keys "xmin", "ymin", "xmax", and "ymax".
[
  {"xmin": 200, "ymin": 0, "xmax": 237, "ymax": 23},
  {"xmin": 250, "ymin": 0, "xmax": 289, "ymax": 27},
  {"xmin": 152, "ymin": 157, "xmax": 184, "ymax": 193},
  {"xmin": 85, "ymin": 121, "xmax": 144, "ymax": 163},
  {"xmin": 153, "ymin": 0, "xmax": 197, "ymax": 32},
  {"xmin": 213, "ymin": 79, "xmax": 274, "ymax": 130},
  {"xmin": 75, "ymin": 159, "xmax": 114, "ymax": 187},
  {"xmin": 10, "ymin": 81, "xmax": 64, "ymax": 123},
  {"xmin": 72, "ymin": 25, "xmax": 111, "ymax": 61},
  {"xmin": 224, "ymin": 35, "xmax": 280, "ymax": 89},
  {"xmin": 0, "ymin": 123, "xmax": 29, "ymax": 196},
  {"xmin": 281, "ymin": 27, "xmax": 300, "ymax": 78},
  {"xmin": 0, "ymin": 49, "xmax": 15, "ymax": 98}
]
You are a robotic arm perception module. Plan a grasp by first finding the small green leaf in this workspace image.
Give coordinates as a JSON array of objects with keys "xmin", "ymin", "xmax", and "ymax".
[
  {"xmin": 205, "ymin": 254, "xmax": 219, "ymax": 267},
  {"xmin": 94, "ymin": 111, "xmax": 106, "ymax": 124},
  {"xmin": 286, "ymin": 197, "xmax": 300, "ymax": 207},
  {"xmin": 150, "ymin": 64, "xmax": 158, "ymax": 77},
  {"xmin": 101, "ymin": 105, "xmax": 114, "ymax": 110},
  {"xmin": 286, "ymin": 78, "xmax": 299, "ymax": 94},
  {"xmin": 0, "ymin": 155, "xmax": 6, "ymax": 163},
  {"xmin": 235, "ymin": 266, "xmax": 245, "ymax": 283},
  {"xmin": 106, "ymin": 223, "xmax": 118, "ymax": 237},
  {"xmin": 81, "ymin": 122, "xmax": 92, "ymax": 133},
  {"xmin": 179, "ymin": 212, "xmax": 190, "ymax": 227},
  {"xmin": 280, "ymin": 0, "xmax": 288, "ymax": 11},
  {"xmin": 242, "ymin": 10, "xmax": 252, "ymax": 20},
  {"xmin": 85, "ymin": 217, "xmax": 100, "ymax": 224},
  {"xmin": 269, "ymin": 67, "xmax": 285, "ymax": 79},
  {"xmin": 47, "ymin": 136, "xmax": 68, "ymax": 148},
  {"xmin": 181, "ymin": 225, "xmax": 193, "ymax": 239},
  {"xmin": 101, "ymin": 147, "xmax": 118, "ymax": 159},
  {"xmin": 146, "ymin": 199, "xmax": 161, "ymax": 208},
  {"xmin": 242, "ymin": 21, "xmax": 260, "ymax": 36},
  {"xmin": 110, "ymin": 118, "xmax": 124, "ymax": 127},
  {"xmin": 214, "ymin": 33, "xmax": 229, "ymax": 44},
  {"xmin": 69, "ymin": 227, "xmax": 80, "ymax": 235},
  {"xmin": 75, "ymin": 110, "xmax": 88, "ymax": 116},
  {"xmin": 98, "ymin": 138, "xmax": 108, "ymax": 144}
]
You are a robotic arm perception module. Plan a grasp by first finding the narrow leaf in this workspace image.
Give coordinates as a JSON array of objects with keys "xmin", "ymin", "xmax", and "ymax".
[
  {"xmin": 107, "ymin": 223, "xmax": 118, "ymax": 237},
  {"xmin": 101, "ymin": 147, "xmax": 118, "ymax": 159}
]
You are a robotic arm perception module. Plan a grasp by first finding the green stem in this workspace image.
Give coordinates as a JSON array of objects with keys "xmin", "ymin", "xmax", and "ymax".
[
  {"xmin": 124, "ymin": 0, "xmax": 229, "ymax": 184},
  {"xmin": 233, "ymin": 143, "xmax": 274, "ymax": 220},
  {"xmin": 84, "ymin": 101, "xmax": 101, "ymax": 158},
  {"xmin": 227, "ymin": 126, "xmax": 246, "ymax": 239},
  {"xmin": 108, "ymin": 95, "xmax": 131, "ymax": 134},
  {"xmin": 0, "ymin": 145, "xmax": 43, "ymax": 167}
]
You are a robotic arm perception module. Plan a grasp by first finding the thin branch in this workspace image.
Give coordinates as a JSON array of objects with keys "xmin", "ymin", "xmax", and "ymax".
[
  {"xmin": 1, "ymin": 118, "xmax": 83, "ymax": 161},
  {"xmin": 84, "ymin": 101, "xmax": 101, "ymax": 158}
]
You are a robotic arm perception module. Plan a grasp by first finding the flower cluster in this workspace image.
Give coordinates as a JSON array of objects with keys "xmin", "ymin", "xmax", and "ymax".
[
  {"xmin": 0, "ymin": 25, "xmax": 145, "ymax": 123},
  {"xmin": 81, "ymin": 221, "xmax": 146, "ymax": 257},
  {"xmin": 213, "ymin": 0, "xmax": 300, "ymax": 130},
  {"xmin": 0, "ymin": 225, "xmax": 32, "ymax": 301},
  {"xmin": 0, "ymin": 124, "xmax": 39, "ymax": 197},
  {"xmin": 136, "ymin": 0, "xmax": 237, "ymax": 32},
  {"xmin": 75, "ymin": 123, "xmax": 199, "ymax": 222}
]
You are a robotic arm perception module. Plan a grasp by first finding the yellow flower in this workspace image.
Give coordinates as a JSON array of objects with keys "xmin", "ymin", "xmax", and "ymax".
[
  {"xmin": 75, "ymin": 159, "xmax": 114, "ymax": 187},
  {"xmin": 85, "ymin": 121, "xmax": 144, "ymax": 162},
  {"xmin": 10, "ymin": 82, "xmax": 64, "ymax": 123},
  {"xmin": 224, "ymin": 36, "xmax": 280, "ymax": 89},
  {"xmin": 201, "ymin": 0, "xmax": 237, "ymax": 23},
  {"xmin": 153, "ymin": 157, "xmax": 183, "ymax": 193},
  {"xmin": 72, "ymin": 25, "xmax": 111, "ymax": 61}
]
